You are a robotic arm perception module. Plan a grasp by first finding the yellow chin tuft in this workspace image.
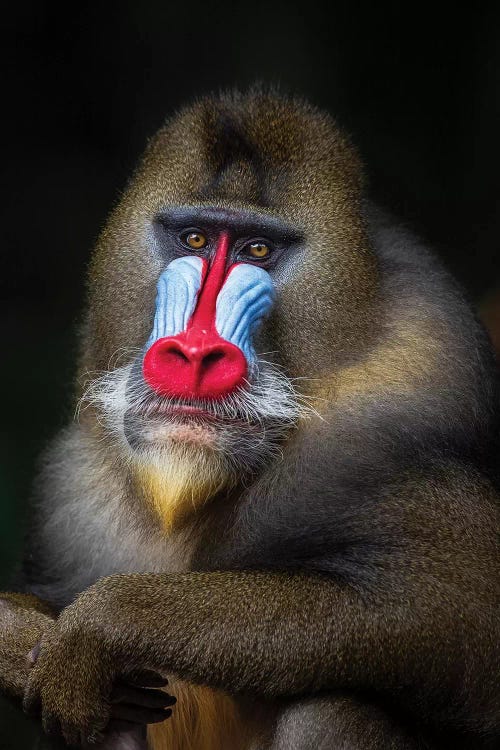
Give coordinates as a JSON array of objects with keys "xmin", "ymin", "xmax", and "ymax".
[{"xmin": 134, "ymin": 444, "xmax": 230, "ymax": 531}]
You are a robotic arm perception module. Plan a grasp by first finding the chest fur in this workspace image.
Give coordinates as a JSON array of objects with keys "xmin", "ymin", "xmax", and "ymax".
[{"xmin": 147, "ymin": 679, "xmax": 252, "ymax": 750}]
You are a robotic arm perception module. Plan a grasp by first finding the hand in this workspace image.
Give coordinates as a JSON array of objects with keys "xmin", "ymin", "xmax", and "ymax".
[
  {"xmin": 0, "ymin": 593, "xmax": 55, "ymax": 699},
  {"xmin": 23, "ymin": 602, "xmax": 175, "ymax": 746}
]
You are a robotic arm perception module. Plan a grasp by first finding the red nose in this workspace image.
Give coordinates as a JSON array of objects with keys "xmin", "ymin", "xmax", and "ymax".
[{"xmin": 143, "ymin": 329, "xmax": 247, "ymax": 399}]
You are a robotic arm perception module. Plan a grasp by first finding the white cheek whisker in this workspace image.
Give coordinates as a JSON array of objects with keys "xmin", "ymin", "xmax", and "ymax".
[
  {"xmin": 107, "ymin": 346, "xmax": 144, "ymax": 372},
  {"xmin": 79, "ymin": 350, "xmax": 324, "ymax": 476}
]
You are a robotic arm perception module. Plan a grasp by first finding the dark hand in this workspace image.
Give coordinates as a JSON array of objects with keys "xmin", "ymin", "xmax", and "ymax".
[{"xmin": 108, "ymin": 671, "xmax": 175, "ymax": 735}]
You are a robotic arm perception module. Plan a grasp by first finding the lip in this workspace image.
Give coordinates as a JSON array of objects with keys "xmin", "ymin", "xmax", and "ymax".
[
  {"xmin": 166, "ymin": 404, "xmax": 217, "ymax": 420},
  {"xmin": 132, "ymin": 400, "xmax": 255, "ymax": 428}
]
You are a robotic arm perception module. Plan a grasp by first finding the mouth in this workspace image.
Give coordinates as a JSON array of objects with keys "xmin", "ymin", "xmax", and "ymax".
[
  {"xmin": 112, "ymin": 357, "xmax": 303, "ymax": 446},
  {"xmin": 130, "ymin": 394, "xmax": 256, "ymax": 427},
  {"xmin": 166, "ymin": 403, "xmax": 218, "ymax": 419},
  {"xmin": 87, "ymin": 361, "xmax": 302, "ymax": 463},
  {"xmin": 123, "ymin": 394, "xmax": 259, "ymax": 454}
]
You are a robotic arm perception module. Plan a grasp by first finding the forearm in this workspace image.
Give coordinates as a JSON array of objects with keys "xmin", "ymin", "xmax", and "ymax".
[
  {"xmin": 25, "ymin": 563, "xmax": 498, "ymax": 743},
  {"xmin": 73, "ymin": 570, "xmax": 476, "ymax": 701}
]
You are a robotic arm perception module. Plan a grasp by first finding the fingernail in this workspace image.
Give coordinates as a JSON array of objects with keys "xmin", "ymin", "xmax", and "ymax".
[{"xmin": 27, "ymin": 643, "xmax": 41, "ymax": 665}]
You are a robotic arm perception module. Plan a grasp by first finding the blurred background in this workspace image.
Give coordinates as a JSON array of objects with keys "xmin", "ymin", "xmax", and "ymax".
[{"xmin": 1, "ymin": 1, "xmax": 500, "ymax": 743}]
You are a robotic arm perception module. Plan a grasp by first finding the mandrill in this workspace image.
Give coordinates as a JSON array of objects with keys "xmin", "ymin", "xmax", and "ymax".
[{"xmin": 0, "ymin": 90, "xmax": 499, "ymax": 750}]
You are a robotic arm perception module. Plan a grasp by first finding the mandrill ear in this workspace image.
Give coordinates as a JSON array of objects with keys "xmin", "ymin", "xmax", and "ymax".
[{"xmin": 215, "ymin": 264, "xmax": 275, "ymax": 367}]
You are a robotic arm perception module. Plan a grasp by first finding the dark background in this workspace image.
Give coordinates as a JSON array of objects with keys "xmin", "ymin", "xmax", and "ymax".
[{"xmin": 1, "ymin": 1, "xmax": 500, "ymax": 744}]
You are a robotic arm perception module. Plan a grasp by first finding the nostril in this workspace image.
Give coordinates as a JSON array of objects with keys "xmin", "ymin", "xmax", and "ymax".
[
  {"xmin": 167, "ymin": 346, "xmax": 190, "ymax": 364},
  {"xmin": 201, "ymin": 350, "xmax": 225, "ymax": 369}
]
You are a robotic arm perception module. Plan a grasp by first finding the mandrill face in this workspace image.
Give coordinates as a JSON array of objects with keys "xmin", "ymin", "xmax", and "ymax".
[{"xmin": 80, "ymin": 91, "xmax": 379, "ymax": 528}]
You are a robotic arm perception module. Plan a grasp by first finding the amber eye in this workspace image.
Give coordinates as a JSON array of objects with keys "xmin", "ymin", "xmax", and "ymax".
[
  {"xmin": 182, "ymin": 231, "xmax": 207, "ymax": 250},
  {"xmin": 247, "ymin": 242, "xmax": 271, "ymax": 259}
]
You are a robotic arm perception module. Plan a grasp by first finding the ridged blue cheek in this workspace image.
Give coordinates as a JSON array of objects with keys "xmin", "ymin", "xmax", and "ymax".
[
  {"xmin": 215, "ymin": 264, "xmax": 276, "ymax": 365},
  {"xmin": 146, "ymin": 256, "xmax": 204, "ymax": 348}
]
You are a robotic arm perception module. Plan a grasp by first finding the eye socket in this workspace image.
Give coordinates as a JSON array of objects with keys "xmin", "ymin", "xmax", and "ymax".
[
  {"xmin": 181, "ymin": 230, "xmax": 207, "ymax": 250},
  {"xmin": 244, "ymin": 241, "xmax": 272, "ymax": 260}
]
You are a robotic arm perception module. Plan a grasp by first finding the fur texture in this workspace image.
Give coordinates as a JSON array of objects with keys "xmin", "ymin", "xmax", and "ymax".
[{"xmin": 0, "ymin": 90, "xmax": 498, "ymax": 750}]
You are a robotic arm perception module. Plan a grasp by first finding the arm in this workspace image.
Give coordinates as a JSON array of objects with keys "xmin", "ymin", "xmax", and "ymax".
[
  {"xmin": 24, "ymin": 514, "xmax": 500, "ymax": 746},
  {"xmin": 0, "ymin": 593, "xmax": 174, "ymax": 748}
]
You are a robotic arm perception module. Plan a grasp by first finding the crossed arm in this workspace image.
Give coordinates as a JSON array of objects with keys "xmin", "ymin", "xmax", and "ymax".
[
  {"xmin": 1, "ymin": 479, "xmax": 498, "ymax": 746},
  {"xmin": 2, "ymin": 562, "xmax": 494, "ymax": 746}
]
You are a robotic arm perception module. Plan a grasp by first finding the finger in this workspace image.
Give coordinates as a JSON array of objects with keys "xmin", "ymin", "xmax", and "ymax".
[
  {"xmin": 27, "ymin": 642, "xmax": 42, "ymax": 666},
  {"xmin": 110, "ymin": 703, "xmax": 173, "ymax": 725},
  {"xmin": 111, "ymin": 683, "xmax": 176, "ymax": 709},
  {"xmin": 41, "ymin": 711, "xmax": 61, "ymax": 737},
  {"xmin": 60, "ymin": 724, "xmax": 81, "ymax": 748},
  {"xmin": 23, "ymin": 685, "xmax": 41, "ymax": 717},
  {"xmin": 123, "ymin": 670, "xmax": 168, "ymax": 688},
  {"xmin": 84, "ymin": 724, "xmax": 107, "ymax": 746},
  {"xmin": 63, "ymin": 715, "xmax": 107, "ymax": 746}
]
